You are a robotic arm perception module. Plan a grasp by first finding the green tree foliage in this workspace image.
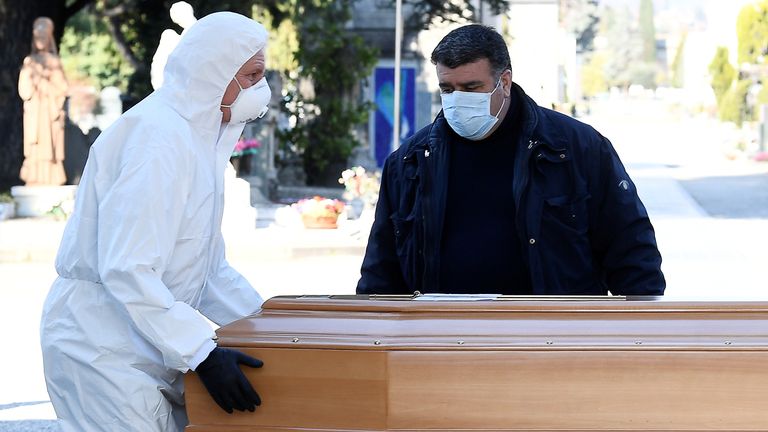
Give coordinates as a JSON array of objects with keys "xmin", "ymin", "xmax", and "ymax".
[
  {"xmin": 758, "ymin": 83, "xmax": 768, "ymax": 105},
  {"xmin": 580, "ymin": 52, "xmax": 607, "ymax": 97},
  {"xmin": 559, "ymin": 0, "xmax": 599, "ymax": 53},
  {"xmin": 394, "ymin": 0, "xmax": 508, "ymax": 30},
  {"xmin": 252, "ymin": 4, "xmax": 298, "ymax": 76},
  {"xmin": 594, "ymin": 3, "xmax": 658, "ymax": 90},
  {"xmin": 601, "ymin": 6, "xmax": 643, "ymax": 89},
  {"xmin": 277, "ymin": 0, "xmax": 378, "ymax": 185},
  {"xmin": 628, "ymin": 61, "xmax": 656, "ymax": 89},
  {"xmin": 714, "ymin": 2, "xmax": 768, "ymax": 128},
  {"xmin": 79, "ymin": 1, "xmax": 260, "ymax": 104},
  {"xmin": 719, "ymin": 79, "xmax": 751, "ymax": 126},
  {"xmin": 638, "ymin": 0, "xmax": 656, "ymax": 64},
  {"xmin": 636, "ymin": 0, "xmax": 658, "ymax": 89},
  {"xmin": 708, "ymin": 46, "xmax": 735, "ymax": 106},
  {"xmin": 59, "ymin": 9, "xmax": 133, "ymax": 91},
  {"xmin": 670, "ymin": 31, "xmax": 687, "ymax": 88},
  {"xmin": 737, "ymin": 1, "xmax": 768, "ymax": 65}
]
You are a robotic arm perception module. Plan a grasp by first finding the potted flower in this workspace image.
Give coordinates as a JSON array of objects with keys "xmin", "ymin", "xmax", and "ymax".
[
  {"xmin": 0, "ymin": 192, "xmax": 14, "ymax": 220},
  {"xmin": 293, "ymin": 196, "xmax": 345, "ymax": 229},
  {"xmin": 338, "ymin": 166, "xmax": 380, "ymax": 219},
  {"xmin": 230, "ymin": 137, "xmax": 261, "ymax": 175}
]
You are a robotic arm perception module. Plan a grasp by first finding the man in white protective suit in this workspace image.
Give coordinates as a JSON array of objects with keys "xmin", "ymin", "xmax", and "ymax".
[{"xmin": 40, "ymin": 12, "xmax": 273, "ymax": 431}]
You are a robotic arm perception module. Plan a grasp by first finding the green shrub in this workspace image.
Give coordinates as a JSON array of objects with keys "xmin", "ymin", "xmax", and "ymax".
[
  {"xmin": 709, "ymin": 47, "xmax": 736, "ymax": 107},
  {"xmin": 719, "ymin": 79, "xmax": 752, "ymax": 126}
]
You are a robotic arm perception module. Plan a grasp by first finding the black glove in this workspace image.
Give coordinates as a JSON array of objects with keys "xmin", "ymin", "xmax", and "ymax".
[{"xmin": 195, "ymin": 347, "xmax": 263, "ymax": 413}]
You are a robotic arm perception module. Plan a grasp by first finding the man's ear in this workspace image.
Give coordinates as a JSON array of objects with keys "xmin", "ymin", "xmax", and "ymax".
[{"xmin": 503, "ymin": 69, "xmax": 513, "ymax": 98}]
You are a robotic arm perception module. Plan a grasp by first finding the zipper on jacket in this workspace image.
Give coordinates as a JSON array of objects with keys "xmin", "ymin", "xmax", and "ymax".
[
  {"xmin": 419, "ymin": 145, "xmax": 431, "ymax": 292},
  {"xmin": 514, "ymin": 138, "xmax": 536, "ymax": 219}
]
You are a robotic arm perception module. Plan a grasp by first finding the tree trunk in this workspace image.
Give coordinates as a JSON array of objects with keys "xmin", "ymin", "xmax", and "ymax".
[{"xmin": 0, "ymin": 0, "xmax": 74, "ymax": 190}]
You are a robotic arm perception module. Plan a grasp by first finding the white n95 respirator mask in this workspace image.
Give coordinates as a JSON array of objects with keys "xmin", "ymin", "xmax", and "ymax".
[
  {"xmin": 221, "ymin": 76, "xmax": 271, "ymax": 123},
  {"xmin": 440, "ymin": 78, "xmax": 505, "ymax": 141}
]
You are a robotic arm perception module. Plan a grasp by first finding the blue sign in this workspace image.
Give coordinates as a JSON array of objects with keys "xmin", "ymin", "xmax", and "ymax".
[{"xmin": 373, "ymin": 66, "xmax": 416, "ymax": 167}]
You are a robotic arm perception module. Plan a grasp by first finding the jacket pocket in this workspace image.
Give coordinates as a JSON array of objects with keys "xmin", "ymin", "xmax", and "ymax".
[
  {"xmin": 533, "ymin": 146, "xmax": 574, "ymax": 197},
  {"xmin": 538, "ymin": 194, "xmax": 597, "ymax": 293},
  {"xmin": 543, "ymin": 194, "xmax": 590, "ymax": 234}
]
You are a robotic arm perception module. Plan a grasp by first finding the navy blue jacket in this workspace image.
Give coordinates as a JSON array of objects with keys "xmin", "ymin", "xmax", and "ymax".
[{"xmin": 357, "ymin": 87, "xmax": 665, "ymax": 295}]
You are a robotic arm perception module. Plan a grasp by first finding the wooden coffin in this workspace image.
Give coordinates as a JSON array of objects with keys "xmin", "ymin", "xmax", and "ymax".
[{"xmin": 184, "ymin": 295, "xmax": 768, "ymax": 431}]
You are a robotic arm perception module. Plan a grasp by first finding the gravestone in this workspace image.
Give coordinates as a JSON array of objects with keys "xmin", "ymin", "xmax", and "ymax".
[
  {"xmin": 241, "ymin": 120, "xmax": 274, "ymax": 204},
  {"xmin": 64, "ymin": 87, "xmax": 100, "ymax": 185},
  {"xmin": 63, "ymin": 117, "xmax": 94, "ymax": 185},
  {"xmin": 241, "ymin": 117, "xmax": 282, "ymax": 227},
  {"xmin": 96, "ymin": 86, "xmax": 123, "ymax": 131}
]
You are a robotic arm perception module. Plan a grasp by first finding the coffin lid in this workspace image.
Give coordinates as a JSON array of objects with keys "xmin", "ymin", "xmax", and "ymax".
[{"xmin": 216, "ymin": 295, "xmax": 768, "ymax": 350}]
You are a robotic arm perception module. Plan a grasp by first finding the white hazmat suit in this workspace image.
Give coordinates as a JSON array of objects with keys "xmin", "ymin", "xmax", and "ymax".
[{"xmin": 40, "ymin": 12, "xmax": 267, "ymax": 432}]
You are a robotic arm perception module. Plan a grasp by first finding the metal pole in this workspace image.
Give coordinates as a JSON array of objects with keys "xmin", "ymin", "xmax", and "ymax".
[
  {"xmin": 478, "ymin": 0, "xmax": 483, "ymax": 24},
  {"xmin": 762, "ymin": 104, "xmax": 768, "ymax": 153},
  {"xmin": 393, "ymin": 0, "xmax": 402, "ymax": 150}
]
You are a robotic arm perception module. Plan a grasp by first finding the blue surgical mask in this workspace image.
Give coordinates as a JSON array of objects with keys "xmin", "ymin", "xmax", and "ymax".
[{"xmin": 440, "ymin": 78, "xmax": 505, "ymax": 141}]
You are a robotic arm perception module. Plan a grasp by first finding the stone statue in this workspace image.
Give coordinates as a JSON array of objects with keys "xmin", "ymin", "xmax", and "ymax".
[
  {"xmin": 18, "ymin": 17, "xmax": 68, "ymax": 186},
  {"xmin": 151, "ymin": 1, "xmax": 197, "ymax": 90}
]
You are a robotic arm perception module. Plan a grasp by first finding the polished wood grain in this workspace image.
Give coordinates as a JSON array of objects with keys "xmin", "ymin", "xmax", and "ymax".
[
  {"xmin": 388, "ymin": 351, "xmax": 768, "ymax": 430},
  {"xmin": 185, "ymin": 296, "xmax": 768, "ymax": 431}
]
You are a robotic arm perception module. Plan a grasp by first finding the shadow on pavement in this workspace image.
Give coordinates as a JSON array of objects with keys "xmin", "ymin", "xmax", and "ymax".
[
  {"xmin": 0, "ymin": 402, "xmax": 49, "ymax": 411},
  {"xmin": 680, "ymin": 173, "xmax": 768, "ymax": 219},
  {"xmin": 0, "ymin": 421, "xmax": 59, "ymax": 432},
  {"xmin": 0, "ymin": 402, "xmax": 59, "ymax": 432}
]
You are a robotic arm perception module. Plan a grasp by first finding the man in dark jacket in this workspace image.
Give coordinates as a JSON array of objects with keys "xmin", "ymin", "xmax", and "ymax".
[{"xmin": 357, "ymin": 24, "xmax": 665, "ymax": 296}]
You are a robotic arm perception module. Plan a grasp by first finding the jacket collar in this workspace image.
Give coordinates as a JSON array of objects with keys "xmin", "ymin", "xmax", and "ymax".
[
  {"xmin": 428, "ymin": 113, "xmax": 449, "ymax": 153},
  {"xmin": 515, "ymin": 84, "xmax": 569, "ymax": 151}
]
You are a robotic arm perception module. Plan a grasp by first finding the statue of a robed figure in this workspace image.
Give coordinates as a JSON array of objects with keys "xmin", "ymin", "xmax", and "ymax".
[{"xmin": 18, "ymin": 17, "xmax": 68, "ymax": 186}]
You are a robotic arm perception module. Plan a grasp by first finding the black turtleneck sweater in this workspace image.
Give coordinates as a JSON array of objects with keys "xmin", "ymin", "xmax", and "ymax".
[{"xmin": 438, "ymin": 85, "xmax": 532, "ymax": 294}]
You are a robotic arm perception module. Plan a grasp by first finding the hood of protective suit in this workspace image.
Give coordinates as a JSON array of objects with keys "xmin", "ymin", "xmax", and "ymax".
[{"xmin": 159, "ymin": 11, "xmax": 268, "ymax": 130}]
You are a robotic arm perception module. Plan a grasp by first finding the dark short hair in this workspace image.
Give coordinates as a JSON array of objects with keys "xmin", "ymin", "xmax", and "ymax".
[{"xmin": 431, "ymin": 24, "xmax": 511, "ymax": 78}]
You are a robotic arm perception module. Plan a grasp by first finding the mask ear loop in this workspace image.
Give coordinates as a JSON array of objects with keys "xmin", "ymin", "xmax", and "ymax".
[
  {"xmin": 220, "ymin": 77, "xmax": 245, "ymax": 109},
  {"xmin": 494, "ymin": 95, "xmax": 506, "ymax": 118},
  {"xmin": 492, "ymin": 75, "xmax": 505, "ymax": 118}
]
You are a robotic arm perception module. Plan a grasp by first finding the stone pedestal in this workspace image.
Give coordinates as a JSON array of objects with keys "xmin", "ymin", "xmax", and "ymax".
[
  {"xmin": 244, "ymin": 175, "xmax": 280, "ymax": 229},
  {"xmin": 0, "ymin": 202, "xmax": 14, "ymax": 220},
  {"xmin": 10, "ymin": 185, "xmax": 77, "ymax": 218}
]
